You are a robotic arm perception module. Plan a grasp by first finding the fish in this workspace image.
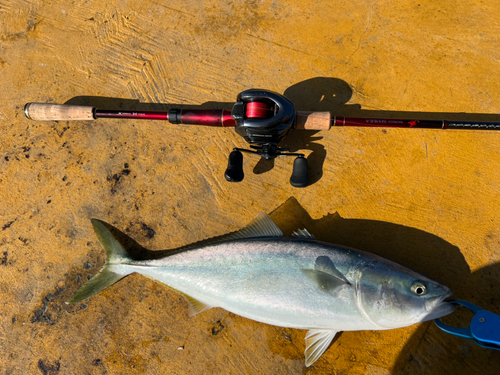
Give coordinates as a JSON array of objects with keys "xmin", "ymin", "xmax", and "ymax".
[{"xmin": 67, "ymin": 212, "xmax": 454, "ymax": 367}]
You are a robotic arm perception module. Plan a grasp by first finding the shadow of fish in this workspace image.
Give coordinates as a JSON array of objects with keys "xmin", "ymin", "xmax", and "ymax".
[{"xmin": 67, "ymin": 212, "xmax": 454, "ymax": 366}]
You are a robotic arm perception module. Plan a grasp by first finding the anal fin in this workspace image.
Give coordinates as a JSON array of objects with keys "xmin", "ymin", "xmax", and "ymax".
[
  {"xmin": 182, "ymin": 293, "xmax": 212, "ymax": 317},
  {"xmin": 147, "ymin": 277, "xmax": 212, "ymax": 317}
]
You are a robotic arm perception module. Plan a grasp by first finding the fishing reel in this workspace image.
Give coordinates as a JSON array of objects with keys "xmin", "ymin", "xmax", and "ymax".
[{"xmin": 225, "ymin": 89, "xmax": 309, "ymax": 187}]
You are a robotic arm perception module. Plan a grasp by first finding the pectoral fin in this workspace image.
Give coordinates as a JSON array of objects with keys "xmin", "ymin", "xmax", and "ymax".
[
  {"xmin": 305, "ymin": 329, "xmax": 338, "ymax": 367},
  {"xmin": 301, "ymin": 256, "xmax": 351, "ymax": 294},
  {"xmin": 314, "ymin": 256, "xmax": 350, "ymax": 285},
  {"xmin": 301, "ymin": 269, "xmax": 348, "ymax": 293}
]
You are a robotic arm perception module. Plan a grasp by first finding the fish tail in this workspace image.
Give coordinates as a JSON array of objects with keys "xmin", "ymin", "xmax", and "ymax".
[{"xmin": 66, "ymin": 219, "xmax": 132, "ymax": 304}]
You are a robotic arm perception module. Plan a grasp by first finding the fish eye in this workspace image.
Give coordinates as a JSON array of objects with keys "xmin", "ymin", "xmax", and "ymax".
[{"xmin": 411, "ymin": 282, "xmax": 427, "ymax": 296}]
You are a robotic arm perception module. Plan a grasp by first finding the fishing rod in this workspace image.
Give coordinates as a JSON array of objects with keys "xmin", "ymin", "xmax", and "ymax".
[{"xmin": 24, "ymin": 89, "xmax": 500, "ymax": 187}]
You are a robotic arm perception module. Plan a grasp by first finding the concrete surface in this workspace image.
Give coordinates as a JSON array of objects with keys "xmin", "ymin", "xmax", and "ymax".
[{"xmin": 2, "ymin": 0, "xmax": 500, "ymax": 374}]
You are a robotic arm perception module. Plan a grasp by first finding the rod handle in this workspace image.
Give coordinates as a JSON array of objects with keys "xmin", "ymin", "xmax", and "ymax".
[
  {"xmin": 24, "ymin": 103, "xmax": 95, "ymax": 121},
  {"xmin": 295, "ymin": 111, "xmax": 331, "ymax": 131}
]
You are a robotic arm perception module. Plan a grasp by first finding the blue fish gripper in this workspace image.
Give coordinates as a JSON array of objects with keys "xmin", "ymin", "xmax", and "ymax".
[{"xmin": 434, "ymin": 299, "xmax": 500, "ymax": 350}]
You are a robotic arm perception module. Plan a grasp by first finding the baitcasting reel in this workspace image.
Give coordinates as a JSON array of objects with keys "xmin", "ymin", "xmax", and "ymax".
[{"xmin": 226, "ymin": 89, "xmax": 308, "ymax": 187}]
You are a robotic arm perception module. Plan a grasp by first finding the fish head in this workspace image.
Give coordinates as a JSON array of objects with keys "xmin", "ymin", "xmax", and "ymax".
[{"xmin": 357, "ymin": 263, "xmax": 454, "ymax": 329}]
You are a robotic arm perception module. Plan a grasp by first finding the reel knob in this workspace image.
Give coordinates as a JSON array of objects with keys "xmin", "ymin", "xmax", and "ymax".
[
  {"xmin": 290, "ymin": 156, "xmax": 309, "ymax": 188},
  {"xmin": 225, "ymin": 150, "xmax": 244, "ymax": 182}
]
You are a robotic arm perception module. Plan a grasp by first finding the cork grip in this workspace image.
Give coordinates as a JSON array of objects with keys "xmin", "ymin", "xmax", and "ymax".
[
  {"xmin": 295, "ymin": 111, "xmax": 331, "ymax": 131},
  {"xmin": 24, "ymin": 103, "xmax": 95, "ymax": 121}
]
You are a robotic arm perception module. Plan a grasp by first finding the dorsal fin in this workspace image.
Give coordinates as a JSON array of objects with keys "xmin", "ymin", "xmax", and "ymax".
[
  {"xmin": 292, "ymin": 228, "xmax": 315, "ymax": 239},
  {"xmin": 150, "ymin": 211, "xmax": 283, "ymax": 258},
  {"xmin": 222, "ymin": 211, "xmax": 283, "ymax": 240},
  {"xmin": 180, "ymin": 211, "xmax": 283, "ymax": 249}
]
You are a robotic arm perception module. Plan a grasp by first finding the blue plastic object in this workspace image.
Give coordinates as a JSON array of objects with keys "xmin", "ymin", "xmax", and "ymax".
[{"xmin": 434, "ymin": 299, "xmax": 500, "ymax": 350}]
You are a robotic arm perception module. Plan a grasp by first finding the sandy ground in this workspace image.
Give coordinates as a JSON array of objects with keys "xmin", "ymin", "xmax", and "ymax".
[{"xmin": 2, "ymin": 0, "xmax": 500, "ymax": 374}]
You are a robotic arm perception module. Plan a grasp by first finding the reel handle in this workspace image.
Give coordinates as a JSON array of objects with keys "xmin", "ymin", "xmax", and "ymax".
[
  {"xmin": 224, "ymin": 150, "xmax": 244, "ymax": 182},
  {"xmin": 290, "ymin": 156, "xmax": 309, "ymax": 188}
]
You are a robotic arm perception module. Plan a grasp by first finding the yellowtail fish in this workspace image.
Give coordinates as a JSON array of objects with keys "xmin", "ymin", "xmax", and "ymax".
[{"xmin": 68, "ymin": 212, "xmax": 454, "ymax": 366}]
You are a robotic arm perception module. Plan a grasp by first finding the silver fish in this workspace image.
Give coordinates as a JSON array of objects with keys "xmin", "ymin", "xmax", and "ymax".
[{"xmin": 68, "ymin": 212, "xmax": 454, "ymax": 366}]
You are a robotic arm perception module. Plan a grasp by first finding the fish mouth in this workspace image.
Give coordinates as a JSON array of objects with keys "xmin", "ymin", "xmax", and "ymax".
[{"xmin": 420, "ymin": 290, "xmax": 454, "ymax": 322}]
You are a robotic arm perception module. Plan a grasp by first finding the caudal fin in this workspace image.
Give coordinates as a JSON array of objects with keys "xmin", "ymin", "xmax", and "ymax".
[{"xmin": 66, "ymin": 219, "xmax": 132, "ymax": 304}]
